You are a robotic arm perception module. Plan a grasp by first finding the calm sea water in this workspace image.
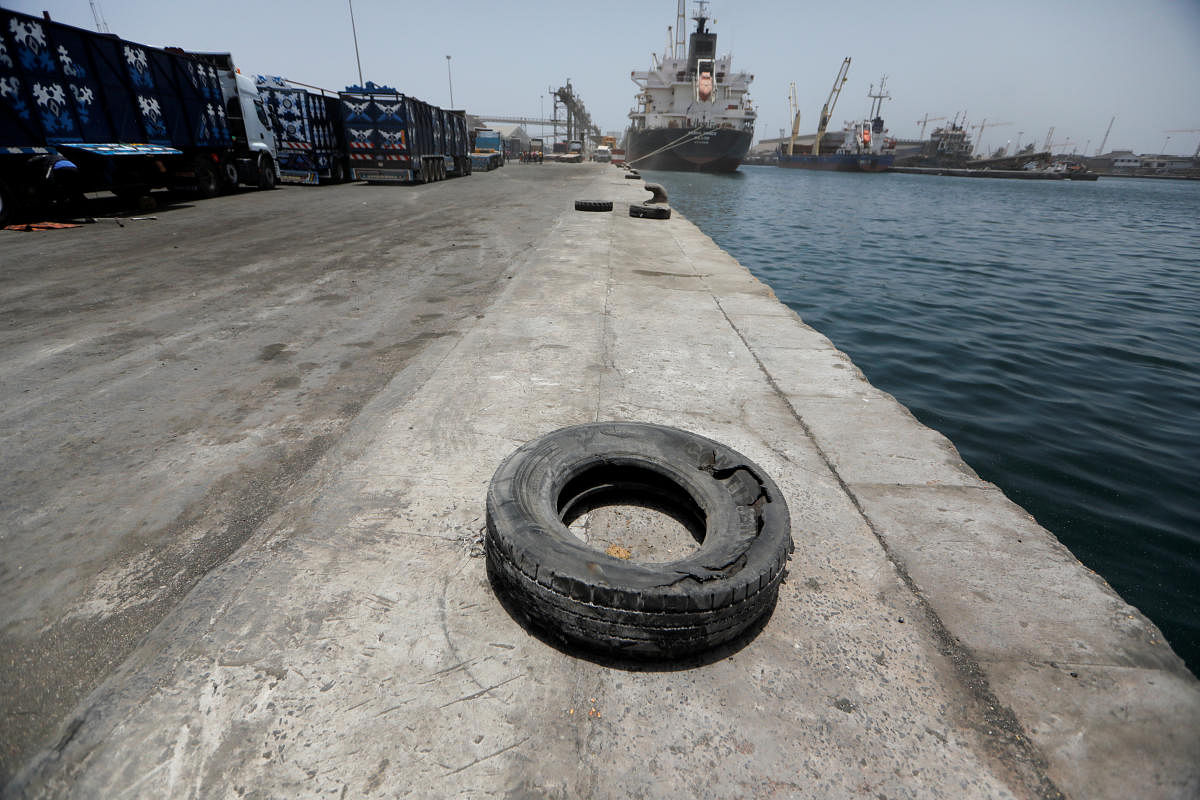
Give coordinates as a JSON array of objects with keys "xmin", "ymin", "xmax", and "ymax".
[{"xmin": 644, "ymin": 166, "xmax": 1200, "ymax": 675}]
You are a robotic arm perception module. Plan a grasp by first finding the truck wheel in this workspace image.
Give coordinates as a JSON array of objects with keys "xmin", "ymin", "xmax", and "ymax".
[
  {"xmin": 0, "ymin": 179, "xmax": 12, "ymax": 227},
  {"xmin": 330, "ymin": 160, "xmax": 346, "ymax": 184},
  {"xmin": 257, "ymin": 154, "xmax": 277, "ymax": 190},
  {"xmin": 219, "ymin": 160, "xmax": 239, "ymax": 192},
  {"xmin": 193, "ymin": 159, "xmax": 221, "ymax": 198},
  {"xmin": 485, "ymin": 422, "xmax": 793, "ymax": 658}
]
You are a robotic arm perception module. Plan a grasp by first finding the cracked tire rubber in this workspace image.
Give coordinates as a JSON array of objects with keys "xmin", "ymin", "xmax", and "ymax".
[
  {"xmin": 574, "ymin": 200, "xmax": 613, "ymax": 212},
  {"xmin": 485, "ymin": 422, "xmax": 792, "ymax": 658},
  {"xmin": 630, "ymin": 204, "xmax": 671, "ymax": 220}
]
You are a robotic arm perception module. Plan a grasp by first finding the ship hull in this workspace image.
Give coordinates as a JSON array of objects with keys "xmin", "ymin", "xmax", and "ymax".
[
  {"xmin": 778, "ymin": 153, "xmax": 894, "ymax": 172},
  {"xmin": 627, "ymin": 127, "xmax": 752, "ymax": 172}
]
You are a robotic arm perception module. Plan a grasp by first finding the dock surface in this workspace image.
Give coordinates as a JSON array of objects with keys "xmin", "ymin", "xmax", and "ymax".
[{"xmin": 2, "ymin": 165, "xmax": 1197, "ymax": 798}]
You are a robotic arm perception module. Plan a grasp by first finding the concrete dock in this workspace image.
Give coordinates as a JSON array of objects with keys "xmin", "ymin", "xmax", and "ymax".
[{"xmin": 2, "ymin": 164, "xmax": 1197, "ymax": 798}]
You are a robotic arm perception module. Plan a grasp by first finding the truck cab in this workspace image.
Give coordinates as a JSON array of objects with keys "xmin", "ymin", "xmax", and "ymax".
[{"xmin": 201, "ymin": 55, "xmax": 278, "ymax": 188}]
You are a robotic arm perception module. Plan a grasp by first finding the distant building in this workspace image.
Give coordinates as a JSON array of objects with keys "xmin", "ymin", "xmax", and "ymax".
[{"xmin": 493, "ymin": 124, "xmax": 530, "ymax": 151}]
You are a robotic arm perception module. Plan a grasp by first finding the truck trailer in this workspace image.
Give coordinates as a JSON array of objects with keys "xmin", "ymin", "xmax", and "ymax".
[
  {"xmin": 255, "ymin": 76, "xmax": 348, "ymax": 185},
  {"xmin": 0, "ymin": 8, "xmax": 277, "ymax": 224},
  {"xmin": 339, "ymin": 83, "xmax": 469, "ymax": 184},
  {"xmin": 470, "ymin": 128, "xmax": 504, "ymax": 171}
]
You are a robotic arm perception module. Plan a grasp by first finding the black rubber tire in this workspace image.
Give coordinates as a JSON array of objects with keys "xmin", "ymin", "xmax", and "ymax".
[
  {"xmin": 486, "ymin": 422, "xmax": 792, "ymax": 658},
  {"xmin": 629, "ymin": 204, "xmax": 671, "ymax": 220},
  {"xmin": 329, "ymin": 159, "xmax": 346, "ymax": 184},
  {"xmin": 625, "ymin": 172, "xmax": 641, "ymax": 179},
  {"xmin": 0, "ymin": 179, "xmax": 13, "ymax": 227},
  {"xmin": 193, "ymin": 159, "xmax": 220, "ymax": 198},
  {"xmin": 219, "ymin": 160, "xmax": 239, "ymax": 192},
  {"xmin": 256, "ymin": 153, "xmax": 276, "ymax": 190},
  {"xmin": 574, "ymin": 200, "xmax": 613, "ymax": 212}
]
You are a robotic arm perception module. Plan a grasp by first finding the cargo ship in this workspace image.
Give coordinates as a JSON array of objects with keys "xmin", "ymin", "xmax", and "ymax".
[
  {"xmin": 626, "ymin": 1, "xmax": 755, "ymax": 172},
  {"xmin": 778, "ymin": 62, "xmax": 895, "ymax": 172}
]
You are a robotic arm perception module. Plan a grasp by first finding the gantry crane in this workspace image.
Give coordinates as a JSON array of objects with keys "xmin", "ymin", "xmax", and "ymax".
[
  {"xmin": 787, "ymin": 82, "xmax": 803, "ymax": 156},
  {"xmin": 813, "ymin": 57, "xmax": 851, "ymax": 157},
  {"xmin": 1165, "ymin": 129, "xmax": 1200, "ymax": 159},
  {"xmin": 915, "ymin": 113, "xmax": 945, "ymax": 139}
]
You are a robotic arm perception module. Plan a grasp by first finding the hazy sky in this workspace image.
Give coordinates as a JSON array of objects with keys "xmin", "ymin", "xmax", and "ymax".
[{"xmin": 9, "ymin": 0, "xmax": 1200, "ymax": 156}]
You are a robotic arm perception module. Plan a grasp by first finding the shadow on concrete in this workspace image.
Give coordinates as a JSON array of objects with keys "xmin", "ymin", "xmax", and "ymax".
[{"xmin": 486, "ymin": 557, "xmax": 783, "ymax": 673}]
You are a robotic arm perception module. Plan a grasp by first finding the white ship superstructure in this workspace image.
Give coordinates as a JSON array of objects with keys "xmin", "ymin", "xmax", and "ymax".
[{"xmin": 626, "ymin": 1, "xmax": 755, "ymax": 172}]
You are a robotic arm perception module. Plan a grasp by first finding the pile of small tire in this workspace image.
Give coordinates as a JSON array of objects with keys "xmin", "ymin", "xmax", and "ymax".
[{"xmin": 485, "ymin": 422, "xmax": 792, "ymax": 658}]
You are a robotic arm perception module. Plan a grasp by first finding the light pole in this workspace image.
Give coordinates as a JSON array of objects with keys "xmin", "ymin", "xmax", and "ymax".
[
  {"xmin": 445, "ymin": 55, "xmax": 454, "ymax": 108},
  {"xmin": 348, "ymin": 0, "xmax": 363, "ymax": 88},
  {"xmin": 540, "ymin": 94, "xmax": 544, "ymax": 138},
  {"xmin": 1161, "ymin": 135, "xmax": 1170, "ymax": 155}
]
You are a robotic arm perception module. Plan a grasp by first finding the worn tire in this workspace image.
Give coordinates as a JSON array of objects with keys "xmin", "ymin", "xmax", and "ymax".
[
  {"xmin": 574, "ymin": 200, "xmax": 613, "ymax": 212},
  {"xmin": 486, "ymin": 422, "xmax": 792, "ymax": 658},
  {"xmin": 624, "ymin": 172, "xmax": 641, "ymax": 179},
  {"xmin": 629, "ymin": 204, "xmax": 671, "ymax": 220}
]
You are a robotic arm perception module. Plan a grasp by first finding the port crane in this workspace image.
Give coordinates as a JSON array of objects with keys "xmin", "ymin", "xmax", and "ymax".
[
  {"xmin": 915, "ymin": 113, "xmax": 945, "ymax": 139},
  {"xmin": 813, "ymin": 57, "xmax": 851, "ymax": 157},
  {"xmin": 969, "ymin": 119, "xmax": 1012, "ymax": 155},
  {"xmin": 1164, "ymin": 129, "xmax": 1200, "ymax": 159},
  {"xmin": 1095, "ymin": 115, "xmax": 1115, "ymax": 156},
  {"xmin": 786, "ymin": 82, "xmax": 803, "ymax": 156}
]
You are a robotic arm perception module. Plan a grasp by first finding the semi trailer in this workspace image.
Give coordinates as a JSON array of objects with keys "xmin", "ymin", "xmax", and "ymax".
[
  {"xmin": 339, "ymin": 83, "xmax": 469, "ymax": 184},
  {"xmin": 0, "ymin": 8, "xmax": 277, "ymax": 224}
]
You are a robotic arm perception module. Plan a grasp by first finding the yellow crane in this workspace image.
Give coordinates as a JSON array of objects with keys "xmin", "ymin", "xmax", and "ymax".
[
  {"xmin": 814, "ymin": 57, "xmax": 851, "ymax": 157},
  {"xmin": 787, "ymin": 82, "xmax": 803, "ymax": 156}
]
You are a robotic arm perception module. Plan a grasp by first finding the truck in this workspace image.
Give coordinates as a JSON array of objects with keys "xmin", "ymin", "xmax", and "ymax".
[
  {"xmin": 255, "ymin": 76, "xmax": 348, "ymax": 184},
  {"xmin": 0, "ymin": 8, "xmax": 277, "ymax": 224},
  {"xmin": 470, "ymin": 128, "xmax": 503, "ymax": 171},
  {"xmin": 338, "ymin": 82, "xmax": 469, "ymax": 184},
  {"xmin": 523, "ymin": 137, "xmax": 544, "ymax": 163}
]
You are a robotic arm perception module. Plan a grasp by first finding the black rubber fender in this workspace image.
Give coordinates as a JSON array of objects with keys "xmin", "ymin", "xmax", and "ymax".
[
  {"xmin": 629, "ymin": 204, "xmax": 671, "ymax": 220},
  {"xmin": 575, "ymin": 200, "xmax": 613, "ymax": 212},
  {"xmin": 624, "ymin": 172, "xmax": 641, "ymax": 179},
  {"xmin": 485, "ymin": 422, "xmax": 792, "ymax": 658}
]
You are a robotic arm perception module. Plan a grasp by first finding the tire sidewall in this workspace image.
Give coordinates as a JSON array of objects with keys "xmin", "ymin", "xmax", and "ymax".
[
  {"xmin": 487, "ymin": 422, "xmax": 791, "ymax": 609},
  {"xmin": 257, "ymin": 153, "xmax": 276, "ymax": 190}
]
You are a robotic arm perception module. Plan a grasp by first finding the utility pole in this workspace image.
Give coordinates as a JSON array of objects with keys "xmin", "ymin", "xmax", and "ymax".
[{"xmin": 445, "ymin": 55, "xmax": 454, "ymax": 108}]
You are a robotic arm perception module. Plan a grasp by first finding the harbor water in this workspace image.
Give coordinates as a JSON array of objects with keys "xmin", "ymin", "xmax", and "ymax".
[{"xmin": 644, "ymin": 166, "xmax": 1200, "ymax": 675}]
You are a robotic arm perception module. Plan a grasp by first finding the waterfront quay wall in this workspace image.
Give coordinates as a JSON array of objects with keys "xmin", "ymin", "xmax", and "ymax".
[{"xmin": 5, "ymin": 165, "xmax": 1198, "ymax": 798}]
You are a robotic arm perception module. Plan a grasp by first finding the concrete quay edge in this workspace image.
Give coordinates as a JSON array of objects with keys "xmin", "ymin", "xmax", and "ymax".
[{"xmin": 9, "ymin": 166, "xmax": 1199, "ymax": 799}]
